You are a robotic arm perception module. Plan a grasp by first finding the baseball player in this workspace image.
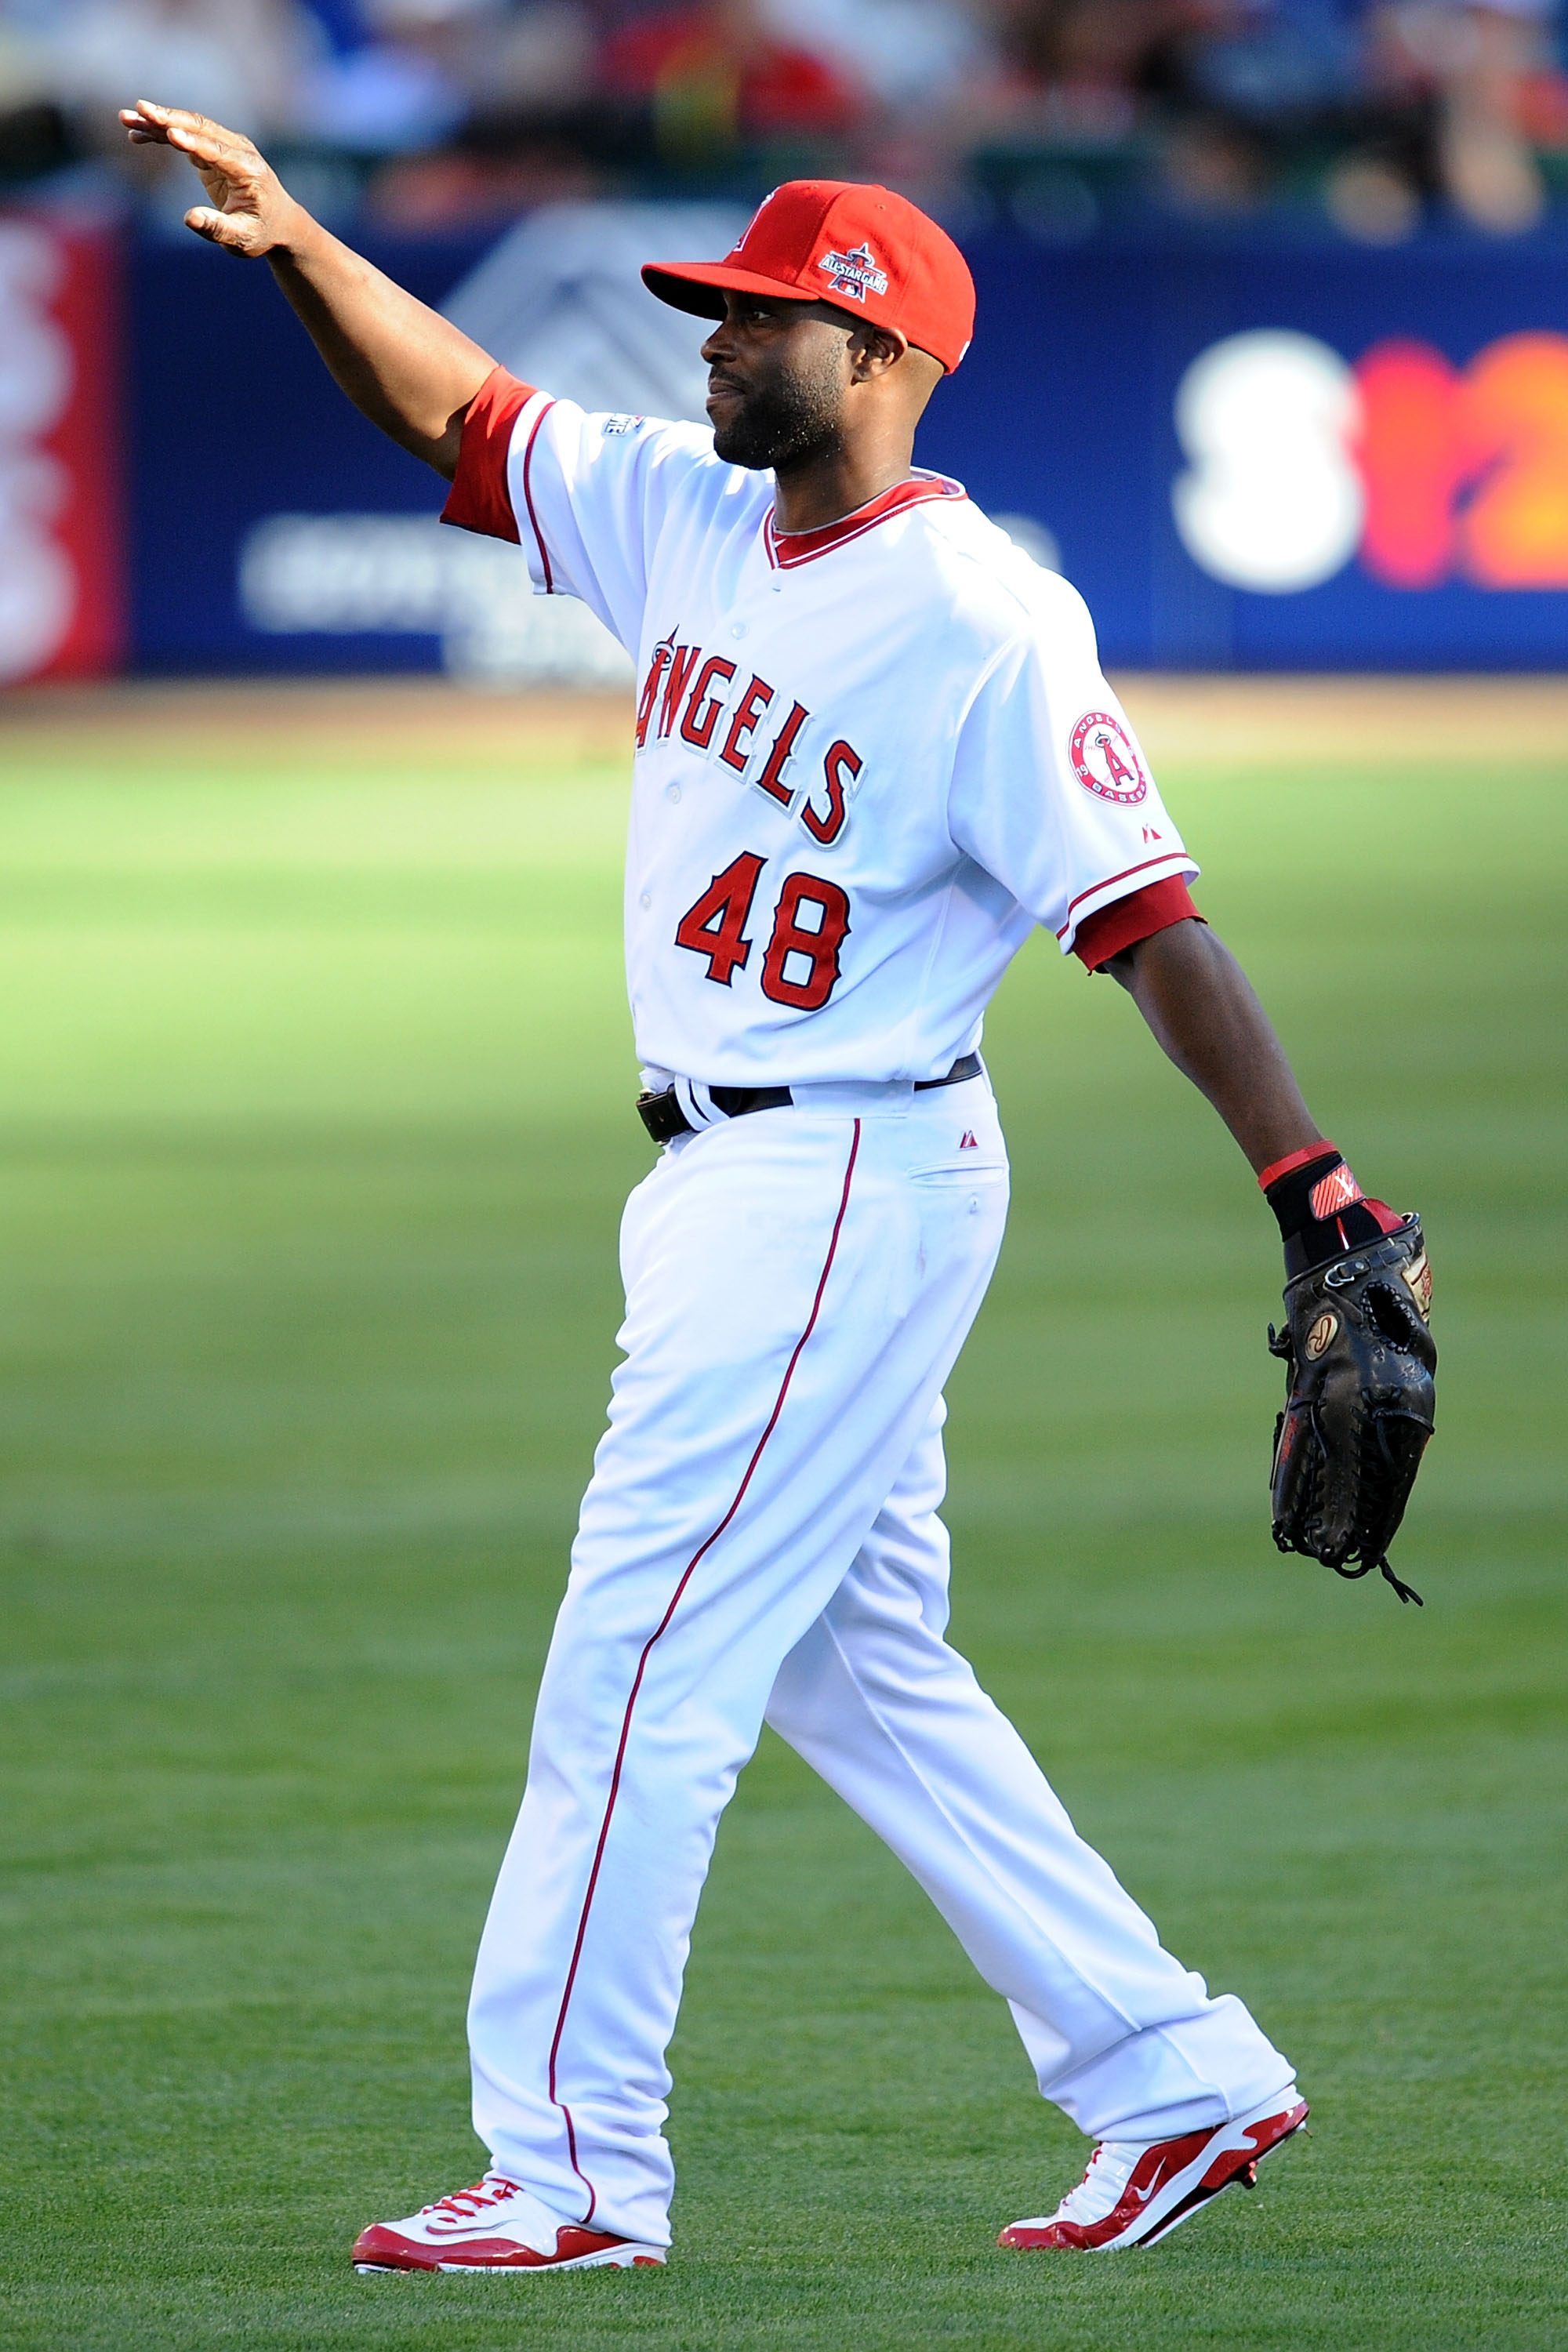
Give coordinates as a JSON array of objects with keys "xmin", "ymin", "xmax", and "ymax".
[{"xmin": 124, "ymin": 98, "xmax": 1434, "ymax": 2269}]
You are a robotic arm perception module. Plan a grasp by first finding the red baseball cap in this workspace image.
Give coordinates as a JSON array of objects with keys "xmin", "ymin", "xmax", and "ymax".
[{"xmin": 642, "ymin": 181, "xmax": 975, "ymax": 373}]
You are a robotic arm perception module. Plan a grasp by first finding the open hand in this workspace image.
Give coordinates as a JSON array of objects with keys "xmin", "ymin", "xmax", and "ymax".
[{"xmin": 118, "ymin": 100, "xmax": 298, "ymax": 257}]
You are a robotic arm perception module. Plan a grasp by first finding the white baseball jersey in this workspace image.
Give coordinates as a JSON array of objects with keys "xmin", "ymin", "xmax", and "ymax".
[
  {"xmin": 445, "ymin": 372, "xmax": 1197, "ymax": 1087},
  {"xmin": 434, "ymin": 369, "xmax": 1294, "ymax": 2252}
]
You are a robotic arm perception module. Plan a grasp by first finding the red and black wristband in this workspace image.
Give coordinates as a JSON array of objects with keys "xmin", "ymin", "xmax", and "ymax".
[{"xmin": 1260, "ymin": 1142, "xmax": 1406, "ymax": 1280}]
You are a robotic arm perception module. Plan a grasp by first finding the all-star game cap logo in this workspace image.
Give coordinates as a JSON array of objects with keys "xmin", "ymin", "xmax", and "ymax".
[
  {"xmin": 817, "ymin": 240, "xmax": 889, "ymax": 304},
  {"xmin": 1070, "ymin": 710, "xmax": 1149, "ymax": 805}
]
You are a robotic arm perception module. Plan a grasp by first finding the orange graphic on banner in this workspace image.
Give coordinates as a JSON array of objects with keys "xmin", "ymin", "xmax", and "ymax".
[
  {"xmin": 1354, "ymin": 331, "xmax": 1568, "ymax": 591},
  {"xmin": 1461, "ymin": 334, "xmax": 1568, "ymax": 588}
]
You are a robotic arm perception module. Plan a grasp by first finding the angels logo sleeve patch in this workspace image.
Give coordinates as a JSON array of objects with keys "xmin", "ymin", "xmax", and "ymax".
[
  {"xmin": 1070, "ymin": 710, "xmax": 1148, "ymax": 804},
  {"xmin": 946, "ymin": 588, "xmax": 1197, "ymax": 959}
]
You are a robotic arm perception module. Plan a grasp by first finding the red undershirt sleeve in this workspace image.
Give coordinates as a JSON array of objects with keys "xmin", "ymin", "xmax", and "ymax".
[
  {"xmin": 440, "ymin": 365, "xmax": 538, "ymax": 545},
  {"xmin": 1073, "ymin": 875, "xmax": 1203, "ymax": 970}
]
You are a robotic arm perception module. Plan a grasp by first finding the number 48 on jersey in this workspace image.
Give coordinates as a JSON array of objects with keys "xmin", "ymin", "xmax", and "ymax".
[{"xmin": 674, "ymin": 854, "xmax": 851, "ymax": 1012}]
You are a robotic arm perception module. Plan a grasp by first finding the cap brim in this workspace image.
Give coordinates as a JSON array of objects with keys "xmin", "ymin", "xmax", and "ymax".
[{"xmin": 641, "ymin": 260, "xmax": 815, "ymax": 319}]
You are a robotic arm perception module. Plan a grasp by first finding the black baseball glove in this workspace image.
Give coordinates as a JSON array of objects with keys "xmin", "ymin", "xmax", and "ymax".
[{"xmin": 1267, "ymin": 1213, "xmax": 1436, "ymax": 1604}]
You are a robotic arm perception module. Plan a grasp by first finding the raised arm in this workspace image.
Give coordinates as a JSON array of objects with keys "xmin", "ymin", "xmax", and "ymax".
[{"xmin": 120, "ymin": 100, "xmax": 495, "ymax": 477}]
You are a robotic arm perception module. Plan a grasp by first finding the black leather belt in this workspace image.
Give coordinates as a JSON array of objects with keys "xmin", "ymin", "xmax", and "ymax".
[{"xmin": 636, "ymin": 1052, "xmax": 983, "ymax": 1144}]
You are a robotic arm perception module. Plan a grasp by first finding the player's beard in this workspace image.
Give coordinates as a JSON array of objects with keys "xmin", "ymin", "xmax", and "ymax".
[{"xmin": 710, "ymin": 350, "xmax": 845, "ymax": 474}]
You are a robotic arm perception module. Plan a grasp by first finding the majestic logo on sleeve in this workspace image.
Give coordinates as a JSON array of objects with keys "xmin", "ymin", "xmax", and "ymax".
[
  {"xmin": 1070, "ymin": 710, "xmax": 1149, "ymax": 805},
  {"xmin": 817, "ymin": 242, "xmax": 888, "ymax": 303}
]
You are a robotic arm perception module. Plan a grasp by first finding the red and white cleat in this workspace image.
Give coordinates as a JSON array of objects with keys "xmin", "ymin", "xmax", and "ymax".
[
  {"xmin": 350, "ymin": 2173, "xmax": 667, "ymax": 2273},
  {"xmin": 999, "ymin": 2089, "xmax": 1309, "ymax": 2252}
]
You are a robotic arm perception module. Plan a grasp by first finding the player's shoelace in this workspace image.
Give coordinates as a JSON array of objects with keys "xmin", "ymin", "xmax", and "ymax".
[
  {"xmin": 1051, "ymin": 2143, "xmax": 1140, "ymax": 2226},
  {"xmin": 423, "ymin": 2174, "xmax": 523, "ymax": 2221}
]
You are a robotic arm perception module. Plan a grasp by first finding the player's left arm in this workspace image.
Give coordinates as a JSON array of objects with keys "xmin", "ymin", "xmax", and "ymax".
[
  {"xmin": 1100, "ymin": 915, "xmax": 1320, "ymax": 1175},
  {"xmin": 1103, "ymin": 905, "xmax": 1415, "ymax": 1258},
  {"xmin": 1105, "ymin": 902, "xmax": 1421, "ymax": 1297},
  {"xmin": 1108, "ymin": 913, "xmax": 1436, "ymax": 1604}
]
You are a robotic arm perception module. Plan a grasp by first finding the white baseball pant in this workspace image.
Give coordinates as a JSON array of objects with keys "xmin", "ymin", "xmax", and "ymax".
[{"xmin": 467, "ymin": 1075, "xmax": 1294, "ymax": 2247}]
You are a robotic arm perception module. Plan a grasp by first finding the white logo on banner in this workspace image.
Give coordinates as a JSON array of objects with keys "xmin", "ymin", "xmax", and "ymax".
[
  {"xmin": 238, "ymin": 513, "xmax": 634, "ymax": 684},
  {"xmin": 1171, "ymin": 330, "xmax": 1364, "ymax": 594},
  {"xmin": 444, "ymin": 201, "xmax": 745, "ymax": 423},
  {"xmin": 0, "ymin": 223, "xmax": 75, "ymax": 681},
  {"xmin": 241, "ymin": 203, "xmax": 744, "ymax": 684}
]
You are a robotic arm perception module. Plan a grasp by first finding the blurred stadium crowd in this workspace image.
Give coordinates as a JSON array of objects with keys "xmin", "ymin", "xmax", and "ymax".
[{"xmin": 3, "ymin": 0, "xmax": 1567, "ymax": 244}]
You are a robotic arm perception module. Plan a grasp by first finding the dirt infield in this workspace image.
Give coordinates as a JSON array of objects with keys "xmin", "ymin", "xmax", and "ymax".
[
  {"xmin": 2, "ymin": 671, "xmax": 1565, "ymax": 768},
  {"xmin": 1116, "ymin": 672, "xmax": 1568, "ymax": 765},
  {"xmin": 0, "ymin": 679, "xmax": 634, "ymax": 771}
]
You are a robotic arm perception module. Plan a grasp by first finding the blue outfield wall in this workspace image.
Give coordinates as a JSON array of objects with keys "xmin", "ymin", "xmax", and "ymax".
[
  {"xmin": 131, "ymin": 233, "xmax": 476, "ymax": 678},
  {"xmin": 130, "ymin": 223, "xmax": 1568, "ymax": 674}
]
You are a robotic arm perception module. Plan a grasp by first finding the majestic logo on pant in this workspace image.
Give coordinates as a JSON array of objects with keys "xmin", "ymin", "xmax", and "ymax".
[{"xmin": 635, "ymin": 627, "xmax": 865, "ymax": 848}]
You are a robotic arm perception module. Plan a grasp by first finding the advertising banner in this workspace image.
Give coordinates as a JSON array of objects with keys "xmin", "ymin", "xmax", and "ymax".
[
  {"xmin": 0, "ymin": 218, "xmax": 125, "ymax": 684},
  {"xmin": 920, "ymin": 234, "xmax": 1568, "ymax": 670},
  {"xmin": 79, "ymin": 216, "xmax": 1568, "ymax": 676}
]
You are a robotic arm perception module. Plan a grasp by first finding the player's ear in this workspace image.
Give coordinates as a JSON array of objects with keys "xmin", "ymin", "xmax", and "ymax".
[{"xmin": 850, "ymin": 322, "xmax": 910, "ymax": 380}]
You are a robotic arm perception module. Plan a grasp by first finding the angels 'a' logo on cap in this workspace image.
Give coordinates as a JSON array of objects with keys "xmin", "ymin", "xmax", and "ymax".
[
  {"xmin": 1069, "ymin": 710, "xmax": 1149, "ymax": 804},
  {"xmin": 736, "ymin": 188, "xmax": 780, "ymax": 249},
  {"xmin": 818, "ymin": 241, "xmax": 889, "ymax": 303}
]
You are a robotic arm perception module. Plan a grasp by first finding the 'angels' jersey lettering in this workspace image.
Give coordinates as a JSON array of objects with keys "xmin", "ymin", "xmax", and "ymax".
[
  {"xmin": 444, "ymin": 374, "xmax": 1197, "ymax": 1087},
  {"xmin": 636, "ymin": 630, "xmax": 861, "ymax": 847}
]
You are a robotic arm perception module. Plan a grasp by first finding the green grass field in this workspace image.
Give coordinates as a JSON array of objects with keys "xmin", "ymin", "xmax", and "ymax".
[{"xmin": 1, "ymin": 682, "xmax": 1563, "ymax": 2351}]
